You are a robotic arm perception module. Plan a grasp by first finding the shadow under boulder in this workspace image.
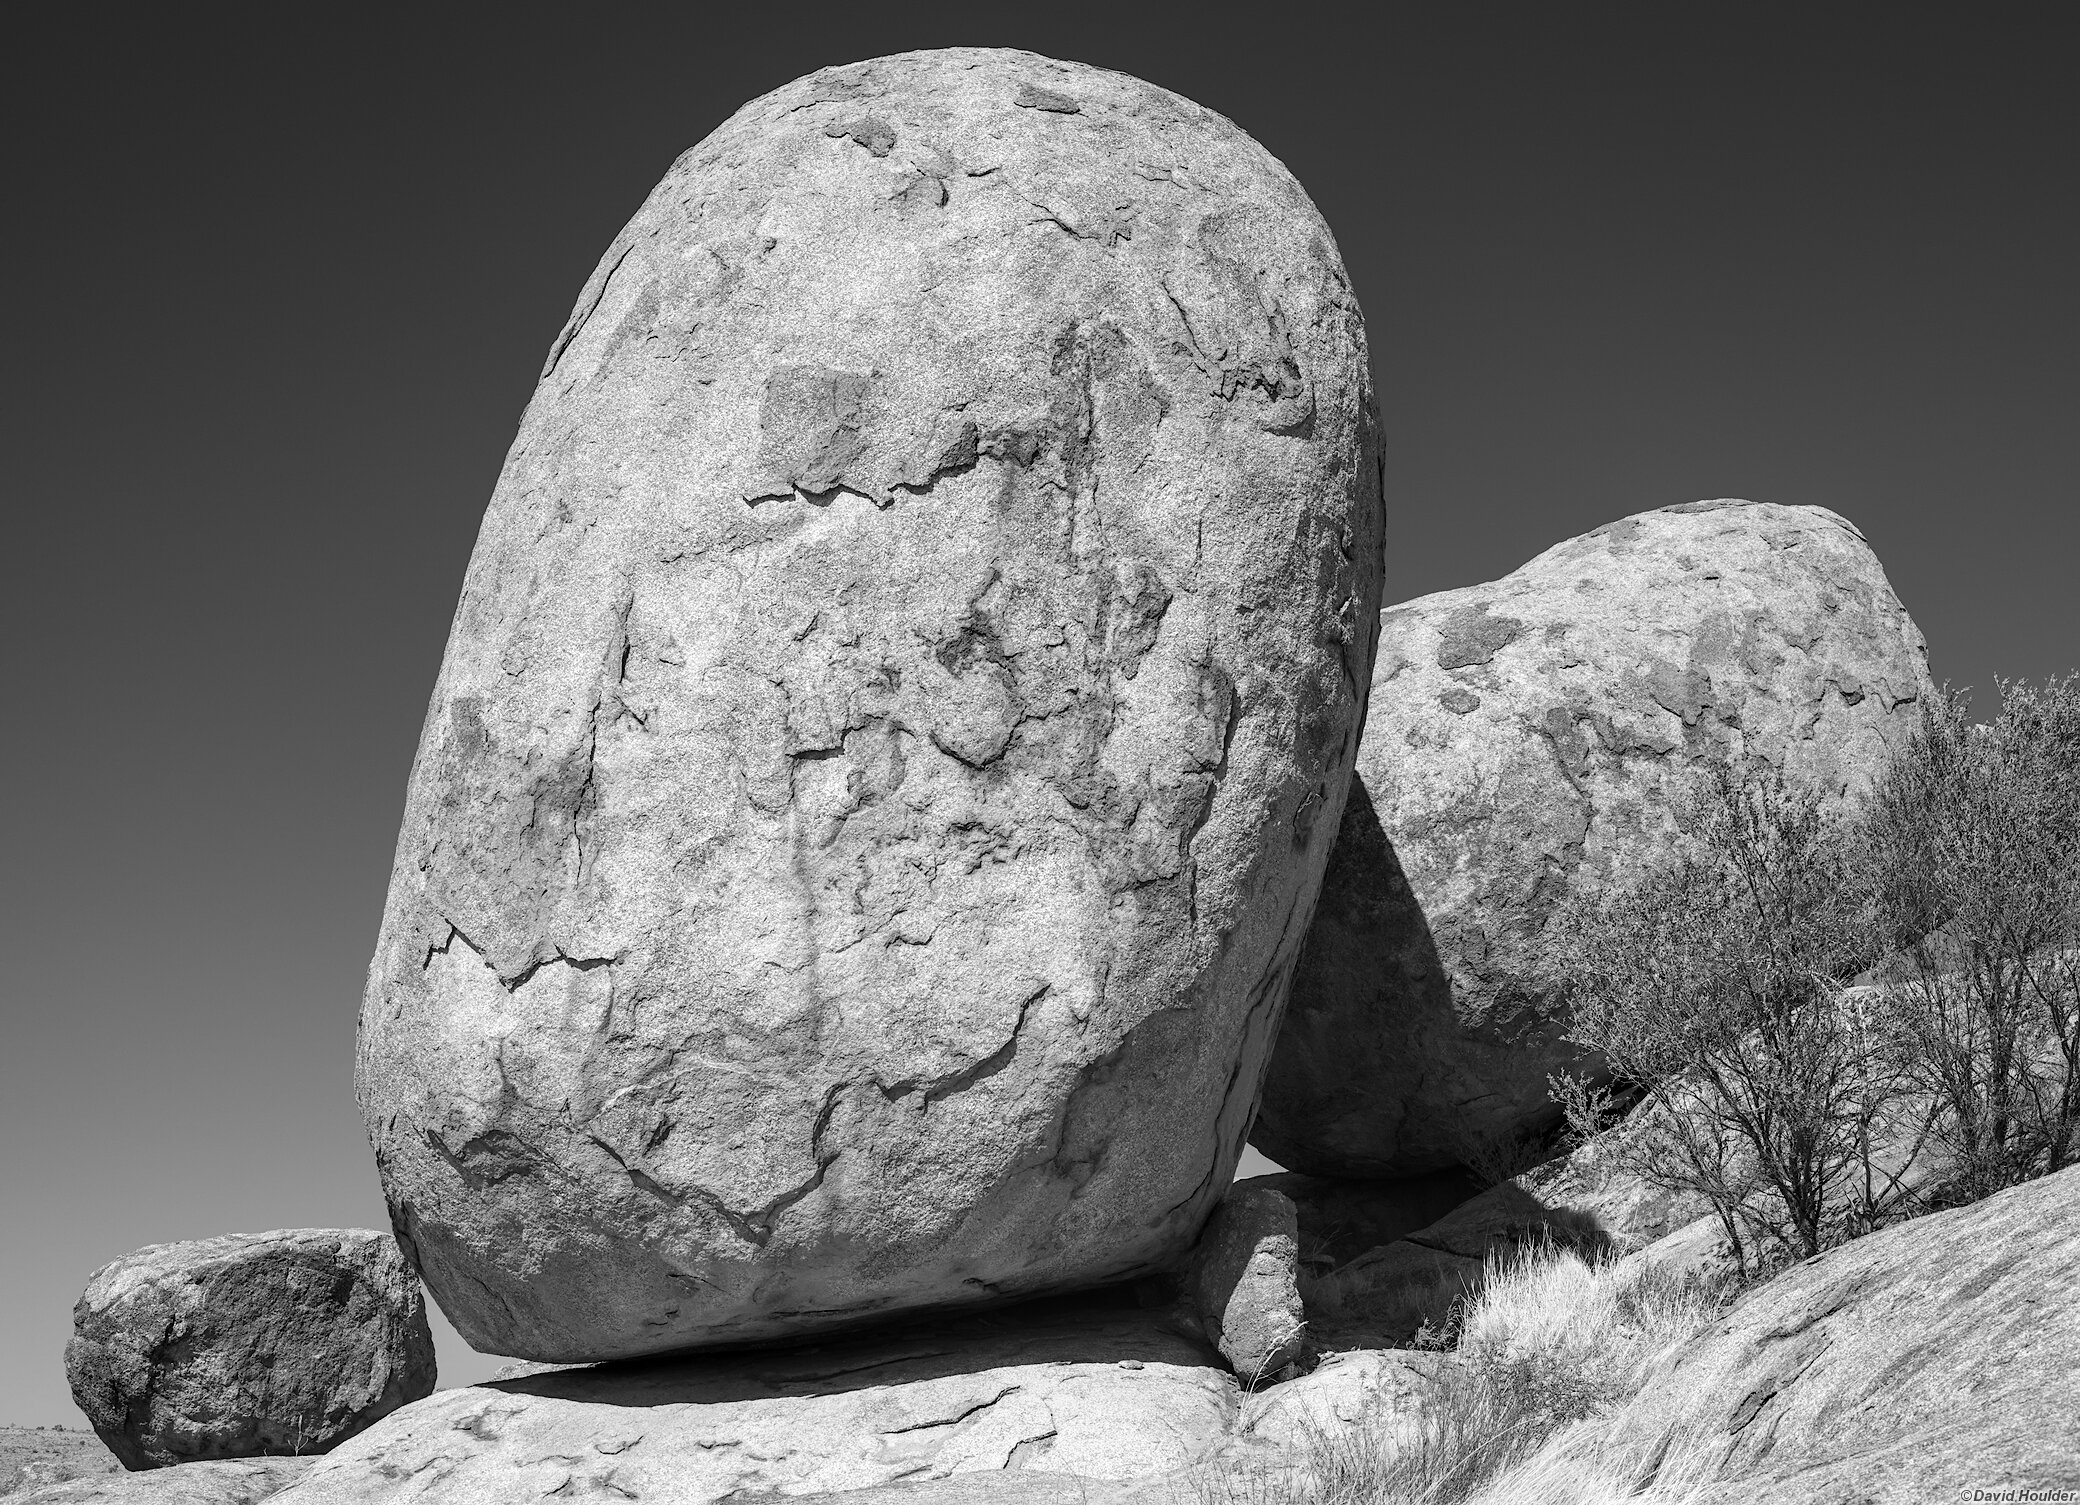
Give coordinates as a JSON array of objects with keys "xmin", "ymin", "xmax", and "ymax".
[
  {"xmin": 270, "ymin": 1290, "xmax": 1241, "ymax": 1504},
  {"xmin": 1249, "ymin": 1166, "xmax": 1484, "ymax": 1273},
  {"xmin": 1297, "ymin": 1125, "xmax": 1716, "ymax": 1347}
]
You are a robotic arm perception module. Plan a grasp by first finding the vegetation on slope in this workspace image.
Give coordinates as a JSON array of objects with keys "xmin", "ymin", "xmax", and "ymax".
[{"xmin": 1208, "ymin": 676, "xmax": 2080, "ymax": 1503}]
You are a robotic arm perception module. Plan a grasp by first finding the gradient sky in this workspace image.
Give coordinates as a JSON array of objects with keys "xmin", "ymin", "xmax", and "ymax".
[{"xmin": 3, "ymin": 4, "xmax": 2074, "ymax": 1423}]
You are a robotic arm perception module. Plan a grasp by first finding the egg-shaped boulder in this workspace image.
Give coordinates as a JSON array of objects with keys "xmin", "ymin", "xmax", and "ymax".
[
  {"xmin": 357, "ymin": 47, "xmax": 1382, "ymax": 1361},
  {"xmin": 1252, "ymin": 501, "xmax": 1930, "ymax": 1178}
]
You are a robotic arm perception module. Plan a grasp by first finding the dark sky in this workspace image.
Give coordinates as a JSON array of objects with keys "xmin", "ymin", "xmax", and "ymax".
[{"xmin": 2, "ymin": 4, "xmax": 2073, "ymax": 1423}]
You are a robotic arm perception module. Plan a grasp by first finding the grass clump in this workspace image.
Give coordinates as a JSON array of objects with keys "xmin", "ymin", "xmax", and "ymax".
[{"xmin": 1199, "ymin": 1242, "xmax": 1727, "ymax": 1505}]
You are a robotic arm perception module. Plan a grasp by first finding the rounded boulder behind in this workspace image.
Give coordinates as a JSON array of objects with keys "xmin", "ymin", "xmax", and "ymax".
[{"xmin": 1254, "ymin": 500, "xmax": 1931, "ymax": 1177}]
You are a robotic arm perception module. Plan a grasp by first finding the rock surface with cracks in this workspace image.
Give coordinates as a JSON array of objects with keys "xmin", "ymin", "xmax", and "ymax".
[
  {"xmin": 1548, "ymin": 1162, "xmax": 2080, "ymax": 1501},
  {"xmin": 356, "ymin": 47, "xmax": 1383, "ymax": 1361},
  {"xmin": 270, "ymin": 1296, "xmax": 1239, "ymax": 1504},
  {"xmin": 1254, "ymin": 501, "xmax": 1930, "ymax": 1177}
]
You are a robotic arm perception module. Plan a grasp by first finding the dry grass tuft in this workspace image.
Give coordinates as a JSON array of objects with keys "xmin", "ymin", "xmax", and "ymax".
[{"xmin": 1198, "ymin": 1242, "xmax": 1731, "ymax": 1505}]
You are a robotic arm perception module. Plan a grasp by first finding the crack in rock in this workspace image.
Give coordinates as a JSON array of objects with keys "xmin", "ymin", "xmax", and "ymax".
[
  {"xmin": 880, "ymin": 1386, "xmax": 1024, "ymax": 1435},
  {"xmin": 876, "ymin": 986, "xmax": 1050, "ymax": 1109}
]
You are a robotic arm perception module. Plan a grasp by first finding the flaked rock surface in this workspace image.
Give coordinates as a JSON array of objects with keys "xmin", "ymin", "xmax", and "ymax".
[
  {"xmin": 9, "ymin": 1457, "xmax": 315, "ymax": 1503},
  {"xmin": 271, "ymin": 1295, "xmax": 1239, "ymax": 1504},
  {"xmin": 357, "ymin": 46, "xmax": 1382, "ymax": 1360},
  {"xmin": 64, "ymin": 1230, "xmax": 434, "ymax": 1471},
  {"xmin": 1550, "ymin": 1163, "xmax": 2080, "ymax": 1501},
  {"xmin": 1255, "ymin": 501, "xmax": 1930, "ymax": 1177}
]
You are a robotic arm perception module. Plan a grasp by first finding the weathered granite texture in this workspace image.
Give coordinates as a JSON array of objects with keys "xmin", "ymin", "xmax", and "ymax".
[
  {"xmin": 356, "ymin": 46, "xmax": 1382, "ymax": 1361},
  {"xmin": 1550, "ymin": 1163, "xmax": 2080, "ymax": 1501},
  {"xmin": 64, "ymin": 1230, "xmax": 433, "ymax": 1470},
  {"xmin": 1255, "ymin": 501, "xmax": 1930, "ymax": 1176}
]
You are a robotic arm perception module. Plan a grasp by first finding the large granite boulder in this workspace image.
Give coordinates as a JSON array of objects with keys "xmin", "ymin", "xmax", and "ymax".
[
  {"xmin": 1543, "ymin": 1163, "xmax": 2080, "ymax": 1501},
  {"xmin": 270, "ymin": 1295, "xmax": 1239, "ymax": 1504},
  {"xmin": 356, "ymin": 46, "xmax": 1382, "ymax": 1362},
  {"xmin": 64, "ymin": 1230, "xmax": 434, "ymax": 1470},
  {"xmin": 1254, "ymin": 500, "xmax": 1930, "ymax": 1177}
]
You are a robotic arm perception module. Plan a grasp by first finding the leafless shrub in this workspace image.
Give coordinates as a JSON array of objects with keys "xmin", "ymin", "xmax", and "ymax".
[
  {"xmin": 1457, "ymin": 1122, "xmax": 1558, "ymax": 1191},
  {"xmin": 1542, "ymin": 762, "xmax": 1906, "ymax": 1266},
  {"xmin": 1862, "ymin": 678, "xmax": 2080, "ymax": 1198}
]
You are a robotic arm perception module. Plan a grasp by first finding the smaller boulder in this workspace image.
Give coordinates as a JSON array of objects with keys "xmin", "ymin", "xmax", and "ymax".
[
  {"xmin": 1185, "ymin": 1185, "xmax": 1308, "ymax": 1381},
  {"xmin": 66, "ymin": 1229, "xmax": 435, "ymax": 1470},
  {"xmin": 1236, "ymin": 1349, "xmax": 1445, "ymax": 1452}
]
